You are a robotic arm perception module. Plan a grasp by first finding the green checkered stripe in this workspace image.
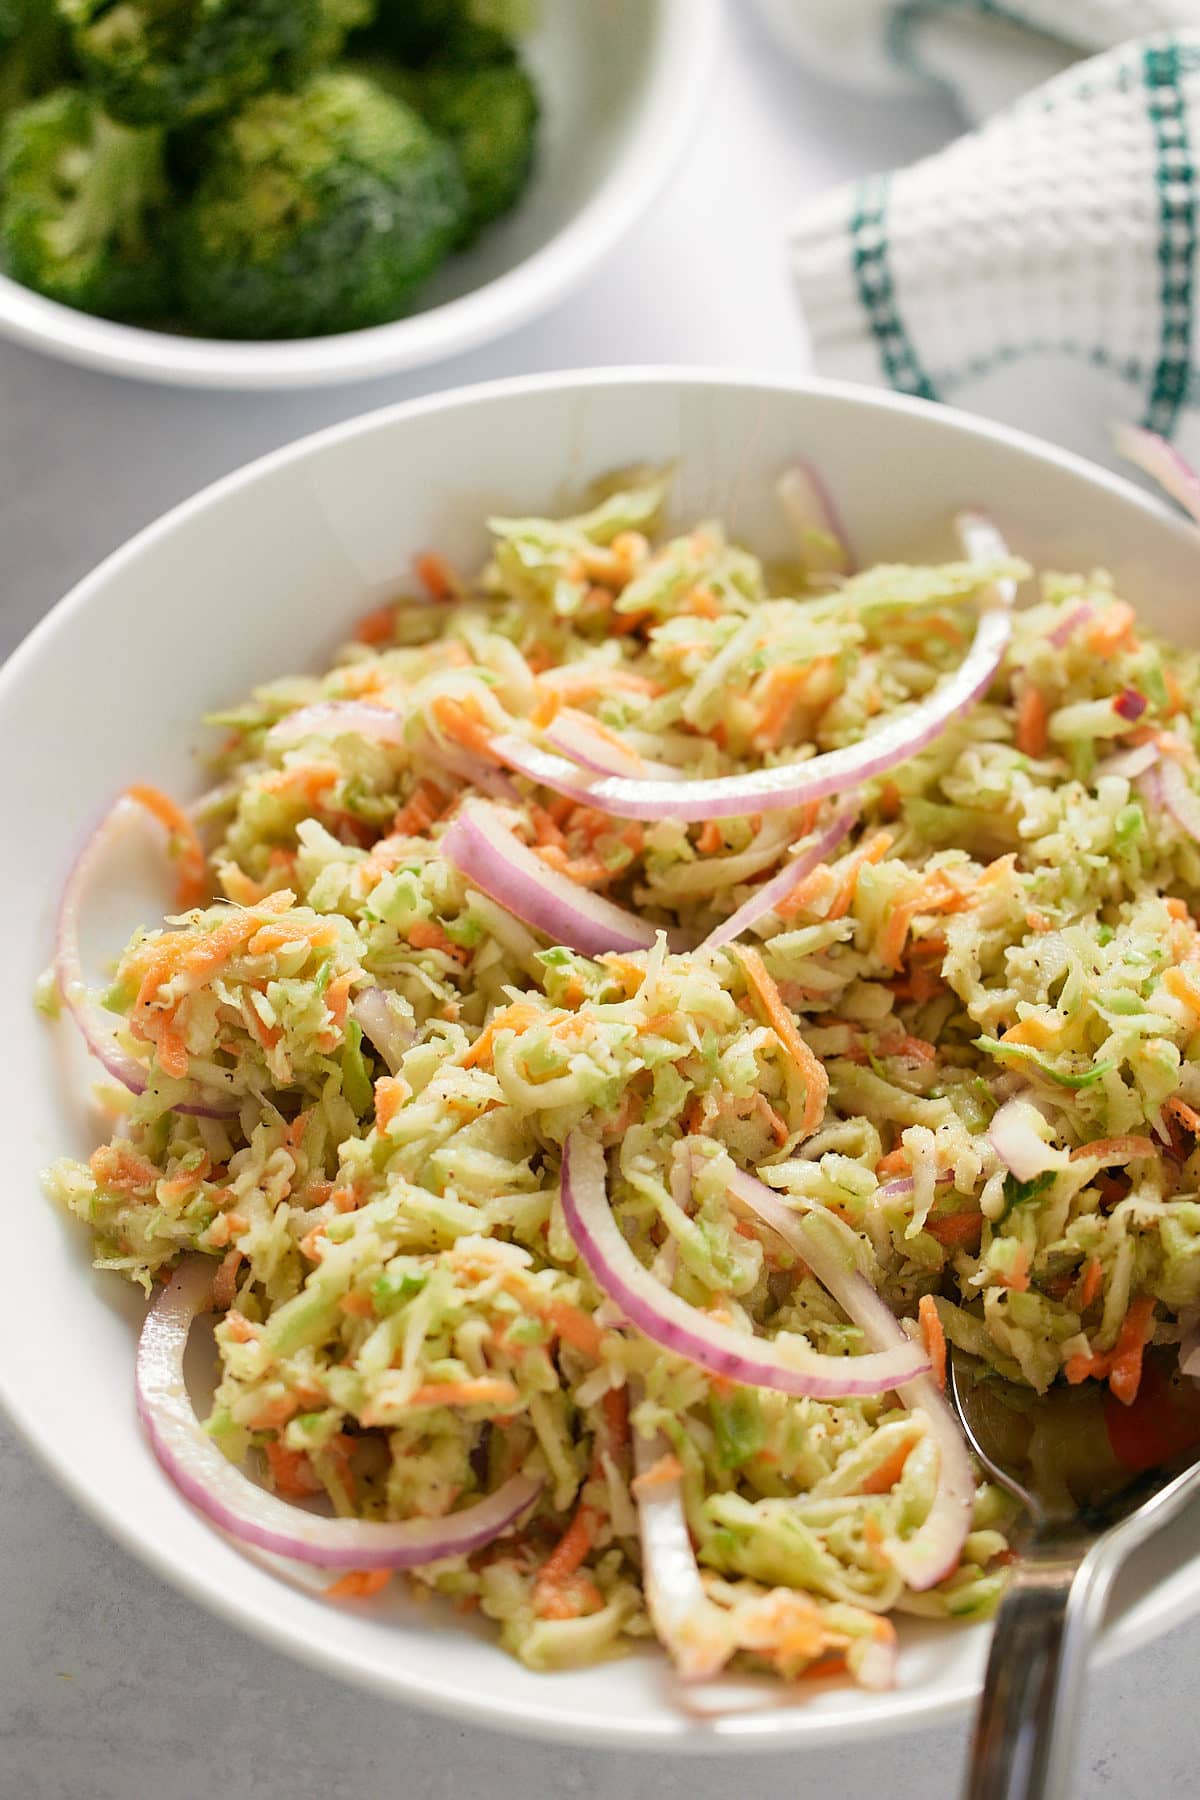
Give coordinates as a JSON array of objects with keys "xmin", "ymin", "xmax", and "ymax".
[
  {"xmin": 848, "ymin": 174, "xmax": 937, "ymax": 401},
  {"xmin": 847, "ymin": 33, "xmax": 1200, "ymax": 432},
  {"xmin": 1142, "ymin": 41, "xmax": 1198, "ymax": 438}
]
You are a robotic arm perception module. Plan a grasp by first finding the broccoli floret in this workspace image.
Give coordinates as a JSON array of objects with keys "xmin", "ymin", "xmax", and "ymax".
[
  {"xmin": 406, "ymin": 55, "xmax": 536, "ymax": 243},
  {"xmin": 0, "ymin": 84, "xmax": 173, "ymax": 316},
  {"xmin": 176, "ymin": 69, "xmax": 465, "ymax": 337},
  {"xmin": 356, "ymin": 0, "xmax": 528, "ymax": 66},
  {"xmin": 0, "ymin": 0, "xmax": 71, "ymax": 124},
  {"xmin": 55, "ymin": 0, "xmax": 373, "ymax": 127}
]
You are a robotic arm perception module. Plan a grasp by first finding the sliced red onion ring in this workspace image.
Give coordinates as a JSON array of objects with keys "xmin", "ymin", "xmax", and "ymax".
[
  {"xmin": 987, "ymin": 1096, "xmax": 1065, "ymax": 1183},
  {"xmin": 877, "ymin": 1172, "xmax": 953, "ymax": 1202},
  {"xmin": 442, "ymin": 801, "xmax": 681, "ymax": 958},
  {"xmin": 560, "ymin": 1133, "xmax": 929, "ymax": 1398},
  {"xmin": 1094, "ymin": 742, "xmax": 1159, "ymax": 783},
  {"xmin": 493, "ymin": 513, "xmax": 1015, "ymax": 823},
  {"xmin": 1114, "ymin": 423, "xmax": 1200, "ymax": 526},
  {"xmin": 267, "ymin": 701, "xmax": 516, "ymax": 801},
  {"xmin": 543, "ymin": 709, "xmax": 681, "ymax": 782},
  {"xmin": 777, "ymin": 462, "xmax": 854, "ymax": 577},
  {"xmin": 699, "ymin": 806, "xmax": 858, "ymax": 951},
  {"xmin": 633, "ymin": 1419, "xmax": 734, "ymax": 1680},
  {"xmin": 723, "ymin": 1167, "xmax": 975, "ymax": 1590},
  {"xmin": 267, "ymin": 701, "xmax": 406, "ymax": 752},
  {"xmin": 350, "ymin": 987, "xmax": 415, "ymax": 1075},
  {"xmin": 56, "ymin": 799, "xmax": 236, "ymax": 1119},
  {"xmin": 1046, "ymin": 602, "xmax": 1095, "ymax": 650},
  {"xmin": 1158, "ymin": 757, "xmax": 1200, "ymax": 843},
  {"xmin": 138, "ymin": 1257, "xmax": 542, "ymax": 1567}
]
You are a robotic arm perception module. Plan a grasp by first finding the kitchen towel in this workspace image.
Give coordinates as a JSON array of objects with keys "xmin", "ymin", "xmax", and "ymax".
[{"xmin": 774, "ymin": 3, "xmax": 1200, "ymax": 465}]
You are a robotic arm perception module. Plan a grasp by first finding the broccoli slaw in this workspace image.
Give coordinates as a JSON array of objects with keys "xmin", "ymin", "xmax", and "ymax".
[{"xmin": 43, "ymin": 467, "xmax": 1200, "ymax": 1687}]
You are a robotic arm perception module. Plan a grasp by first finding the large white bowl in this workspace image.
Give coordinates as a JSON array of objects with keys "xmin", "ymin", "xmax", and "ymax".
[
  {"xmin": 0, "ymin": 1, "xmax": 717, "ymax": 390},
  {"xmin": 4, "ymin": 370, "xmax": 1200, "ymax": 1749}
]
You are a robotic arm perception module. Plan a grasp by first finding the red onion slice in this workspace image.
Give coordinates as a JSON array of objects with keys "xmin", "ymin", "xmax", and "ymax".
[
  {"xmin": 1114, "ymin": 423, "xmax": 1200, "ymax": 526},
  {"xmin": 1158, "ymin": 758, "xmax": 1200, "ymax": 843},
  {"xmin": 724, "ymin": 1168, "xmax": 975, "ymax": 1591},
  {"xmin": 987, "ymin": 1097, "xmax": 1065, "ymax": 1183},
  {"xmin": 1095, "ymin": 742, "xmax": 1159, "ymax": 782},
  {"xmin": 56, "ymin": 799, "xmax": 236, "ymax": 1119},
  {"xmin": 350, "ymin": 987, "xmax": 415, "ymax": 1075},
  {"xmin": 138, "ymin": 1257, "xmax": 542, "ymax": 1567},
  {"xmin": 493, "ymin": 513, "xmax": 1014, "ymax": 823},
  {"xmin": 543, "ymin": 709, "xmax": 682, "ymax": 782},
  {"xmin": 267, "ymin": 700, "xmax": 407, "ymax": 752},
  {"xmin": 442, "ymin": 801, "xmax": 680, "ymax": 957},
  {"xmin": 777, "ymin": 462, "xmax": 854, "ymax": 577},
  {"xmin": 633, "ymin": 1420, "xmax": 734, "ymax": 1680},
  {"xmin": 1046, "ymin": 602, "xmax": 1095, "ymax": 649},
  {"xmin": 560, "ymin": 1133, "xmax": 930, "ymax": 1398},
  {"xmin": 699, "ymin": 806, "xmax": 858, "ymax": 951}
]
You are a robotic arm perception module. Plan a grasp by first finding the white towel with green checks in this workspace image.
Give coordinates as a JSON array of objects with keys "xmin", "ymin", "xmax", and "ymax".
[{"xmin": 778, "ymin": 3, "xmax": 1200, "ymax": 466}]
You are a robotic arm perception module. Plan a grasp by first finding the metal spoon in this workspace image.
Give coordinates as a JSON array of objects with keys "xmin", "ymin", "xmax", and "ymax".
[{"xmin": 948, "ymin": 1347, "xmax": 1200, "ymax": 1800}]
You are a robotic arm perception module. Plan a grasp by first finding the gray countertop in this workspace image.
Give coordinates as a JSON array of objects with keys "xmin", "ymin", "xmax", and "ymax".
[{"xmin": 3, "ymin": 7, "xmax": 1197, "ymax": 1794}]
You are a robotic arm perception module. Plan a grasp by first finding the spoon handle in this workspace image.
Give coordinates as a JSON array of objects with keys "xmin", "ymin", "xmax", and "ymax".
[{"xmin": 962, "ymin": 1536, "xmax": 1111, "ymax": 1800}]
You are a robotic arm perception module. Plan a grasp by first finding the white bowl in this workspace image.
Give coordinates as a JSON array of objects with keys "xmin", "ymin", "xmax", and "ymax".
[
  {"xmin": 4, "ymin": 370, "xmax": 1200, "ymax": 1750},
  {"xmin": 0, "ymin": 1, "xmax": 717, "ymax": 390}
]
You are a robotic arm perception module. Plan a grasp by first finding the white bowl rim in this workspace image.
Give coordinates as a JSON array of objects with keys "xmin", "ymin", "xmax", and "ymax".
[
  {"xmin": 0, "ymin": 0, "xmax": 719, "ymax": 391},
  {"xmin": 1, "ymin": 365, "xmax": 1194, "ymax": 1750}
]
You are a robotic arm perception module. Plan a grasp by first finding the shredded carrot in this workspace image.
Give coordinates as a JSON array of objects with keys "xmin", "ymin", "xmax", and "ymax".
[
  {"xmin": 738, "ymin": 947, "xmax": 828, "ymax": 1139},
  {"xmin": 630, "ymin": 1453, "xmax": 684, "ymax": 1495},
  {"xmin": 918, "ymin": 1294, "xmax": 947, "ymax": 1392},
  {"xmin": 431, "ymin": 693, "xmax": 496, "ymax": 761},
  {"xmin": 858, "ymin": 1436, "xmax": 918, "ymax": 1495},
  {"xmin": 993, "ymin": 1244, "xmax": 1030, "ymax": 1293},
  {"xmin": 924, "ymin": 1211, "xmax": 985, "ymax": 1249},
  {"xmin": 1015, "ymin": 685, "xmax": 1048, "ymax": 758},
  {"xmin": 754, "ymin": 664, "xmax": 809, "ymax": 746},
  {"xmin": 1075, "ymin": 1258, "xmax": 1104, "ymax": 1313},
  {"xmin": 210, "ymin": 1248, "xmax": 243, "ymax": 1312},
  {"xmin": 460, "ymin": 1002, "xmax": 547, "ymax": 1070},
  {"xmin": 353, "ymin": 603, "xmax": 397, "ymax": 646},
  {"xmin": 601, "ymin": 1386, "xmax": 630, "ymax": 1463},
  {"xmin": 535, "ymin": 1501, "xmax": 595, "ymax": 1591},
  {"xmin": 697, "ymin": 820, "xmax": 723, "ymax": 856},
  {"xmin": 1070, "ymin": 1136, "xmax": 1156, "ymax": 1164},
  {"xmin": 1165, "ymin": 966, "xmax": 1200, "ymax": 1024},
  {"xmin": 878, "ymin": 780, "xmax": 901, "ymax": 822},
  {"xmin": 391, "ymin": 779, "xmax": 448, "ymax": 839},
  {"xmin": 374, "ymin": 1075, "xmax": 408, "ymax": 1131},
  {"xmin": 875, "ymin": 1147, "xmax": 909, "ymax": 1178},
  {"xmin": 1166, "ymin": 896, "xmax": 1191, "ymax": 922},
  {"xmin": 877, "ymin": 874, "xmax": 967, "ymax": 970},
  {"xmin": 1164, "ymin": 668, "xmax": 1186, "ymax": 716},
  {"xmin": 259, "ymin": 763, "xmax": 339, "ymax": 804},
  {"xmin": 407, "ymin": 919, "xmax": 464, "ymax": 959},
  {"xmin": 414, "ymin": 550, "xmax": 459, "ymax": 601},
  {"xmin": 89, "ymin": 1143, "xmax": 161, "ymax": 1193},
  {"xmin": 327, "ymin": 1568, "xmax": 392, "ymax": 1600},
  {"xmin": 1165, "ymin": 1094, "xmax": 1200, "ymax": 1134},
  {"xmin": 409, "ymin": 1378, "xmax": 520, "ymax": 1409},
  {"xmin": 265, "ymin": 1442, "xmax": 322, "ymax": 1498},
  {"xmin": 536, "ymin": 666, "xmax": 662, "ymax": 701},
  {"xmin": 1086, "ymin": 601, "xmax": 1137, "ymax": 657},
  {"xmin": 999, "ymin": 1014, "xmax": 1058, "ymax": 1050},
  {"xmin": 827, "ymin": 831, "xmax": 894, "ymax": 921},
  {"xmin": 126, "ymin": 784, "xmax": 208, "ymax": 908},
  {"xmin": 1108, "ymin": 1295, "xmax": 1157, "ymax": 1405},
  {"xmin": 338, "ymin": 1290, "xmax": 375, "ymax": 1319}
]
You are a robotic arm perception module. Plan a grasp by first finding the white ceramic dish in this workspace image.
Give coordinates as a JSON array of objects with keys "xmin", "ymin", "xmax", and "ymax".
[
  {"xmin": 0, "ymin": 1, "xmax": 717, "ymax": 390},
  {"xmin": 4, "ymin": 369, "xmax": 1200, "ymax": 1750}
]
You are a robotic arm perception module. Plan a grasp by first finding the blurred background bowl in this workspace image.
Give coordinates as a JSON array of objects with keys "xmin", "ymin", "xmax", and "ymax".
[{"xmin": 0, "ymin": 0, "xmax": 718, "ymax": 390}]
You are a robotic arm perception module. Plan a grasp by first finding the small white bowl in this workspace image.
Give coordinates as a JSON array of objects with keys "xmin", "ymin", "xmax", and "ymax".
[
  {"xmin": 3, "ymin": 370, "xmax": 1199, "ymax": 1749},
  {"xmin": 0, "ymin": 0, "xmax": 717, "ymax": 389}
]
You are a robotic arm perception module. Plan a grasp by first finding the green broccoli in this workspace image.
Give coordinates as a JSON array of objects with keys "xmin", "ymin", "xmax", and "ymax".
[
  {"xmin": 0, "ymin": 0, "xmax": 71, "ymax": 124},
  {"xmin": 176, "ymin": 69, "xmax": 466, "ymax": 337},
  {"xmin": 55, "ymin": 0, "xmax": 374, "ymax": 128},
  {"xmin": 406, "ymin": 55, "xmax": 536, "ymax": 244},
  {"xmin": 356, "ymin": 0, "xmax": 529, "ymax": 66},
  {"xmin": 0, "ymin": 84, "xmax": 173, "ymax": 317}
]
